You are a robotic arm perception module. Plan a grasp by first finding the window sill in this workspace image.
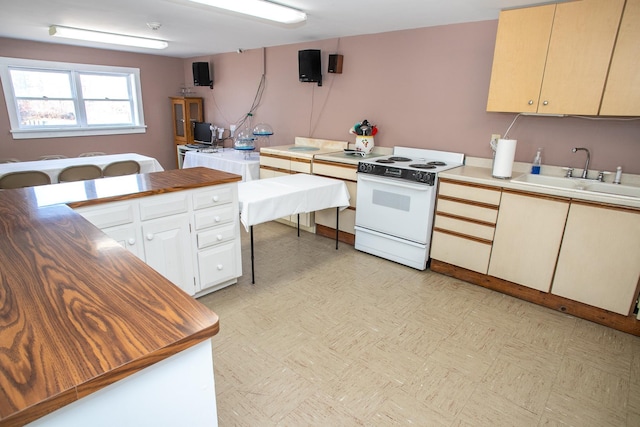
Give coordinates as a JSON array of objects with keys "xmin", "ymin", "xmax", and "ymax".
[{"xmin": 10, "ymin": 126, "xmax": 147, "ymax": 140}]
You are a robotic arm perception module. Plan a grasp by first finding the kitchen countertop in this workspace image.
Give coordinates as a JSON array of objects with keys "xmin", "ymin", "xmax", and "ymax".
[
  {"xmin": 440, "ymin": 164, "xmax": 640, "ymax": 209},
  {"xmin": 0, "ymin": 167, "xmax": 240, "ymax": 426}
]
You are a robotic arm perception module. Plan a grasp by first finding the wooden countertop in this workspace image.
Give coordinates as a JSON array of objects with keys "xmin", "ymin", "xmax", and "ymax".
[{"xmin": 0, "ymin": 167, "xmax": 240, "ymax": 426}]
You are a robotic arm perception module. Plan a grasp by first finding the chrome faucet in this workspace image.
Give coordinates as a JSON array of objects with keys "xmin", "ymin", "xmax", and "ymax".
[{"xmin": 572, "ymin": 147, "xmax": 590, "ymax": 179}]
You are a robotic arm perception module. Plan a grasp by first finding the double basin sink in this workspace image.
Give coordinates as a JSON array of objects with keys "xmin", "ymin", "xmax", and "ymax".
[{"xmin": 511, "ymin": 173, "xmax": 640, "ymax": 200}]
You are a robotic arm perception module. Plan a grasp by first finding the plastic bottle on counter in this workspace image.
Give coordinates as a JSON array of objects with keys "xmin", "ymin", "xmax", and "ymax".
[
  {"xmin": 531, "ymin": 148, "xmax": 542, "ymax": 174},
  {"xmin": 614, "ymin": 166, "xmax": 622, "ymax": 184}
]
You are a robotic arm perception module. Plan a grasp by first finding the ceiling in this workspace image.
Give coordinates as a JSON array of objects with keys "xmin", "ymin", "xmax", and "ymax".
[{"xmin": 0, "ymin": 0, "xmax": 550, "ymax": 58}]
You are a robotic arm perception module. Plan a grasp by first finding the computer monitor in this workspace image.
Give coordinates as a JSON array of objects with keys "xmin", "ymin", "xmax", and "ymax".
[{"xmin": 193, "ymin": 122, "xmax": 212, "ymax": 144}]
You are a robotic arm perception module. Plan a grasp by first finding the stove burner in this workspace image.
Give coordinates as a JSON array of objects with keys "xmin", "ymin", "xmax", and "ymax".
[
  {"xmin": 427, "ymin": 161, "xmax": 447, "ymax": 166},
  {"xmin": 409, "ymin": 164, "xmax": 436, "ymax": 169},
  {"xmin": 376, "ymin": 159, "xmax": 396, "ymax": 164},
  {"xmin": 388, "ymin": 156, "xmax": 412, "ymax": 162}
]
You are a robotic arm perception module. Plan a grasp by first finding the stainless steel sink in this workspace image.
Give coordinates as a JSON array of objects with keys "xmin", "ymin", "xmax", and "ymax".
[{"xmin": 510, "ymin": 174, "xmax": 640, "ymax": 199}]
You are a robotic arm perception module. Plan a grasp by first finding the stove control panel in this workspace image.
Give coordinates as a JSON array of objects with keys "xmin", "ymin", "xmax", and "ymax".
[{"xmin": 357, "ymin": 162, "xmax": 435, "ymax": 185}]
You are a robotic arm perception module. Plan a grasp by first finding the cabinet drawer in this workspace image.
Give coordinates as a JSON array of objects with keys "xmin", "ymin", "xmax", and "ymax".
[
  {"xmin": 430, "ymin": 231, "xmax": 492, "ymax": 274},
  {"xmin": 434, "ymin": 214, "xmax": 495, "ymax": 241},
  {"xmin": 313, "ymin": 161, "xmax": 358, "ymax": 181},
  {"xmin": 198, "ymin": 241, "xmax": 238, "ymax": 288},
  {"xmin": 260, "ymin": 155, "xmax": 290, "ymax": 170},
  {"xmin": 192, "ymin": 185, "xmax": 234, "ymax": 210},
  {"xmin": 139, "ymin": 193, "xmax": 189, "ymax": 221},
  {"xmin": 290, "ymin": 159, "xmax": 312, "ymax": 173},
  {"xmin": 439, "ymin": 181, "xmax": 501, "ymax": 205},
  {"xmin": 75, "ymin": 201, "xmax": 135, "ymax": 229},
  {"xmin": 193, "ymin": 204, "xmax": 235, "ymax": 230},
  {"xmin": 436, "ymin": 199, "xmax": 498, "ymax": 224},
  {"xmin": 197, "ymin": 222, "xmax": 236, "ymax": 249}
]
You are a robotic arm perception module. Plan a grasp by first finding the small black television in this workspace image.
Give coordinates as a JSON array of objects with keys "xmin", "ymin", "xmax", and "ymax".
[{"xmin": 193, "ymin": 122, "xmax": 212, "ymax": 144}]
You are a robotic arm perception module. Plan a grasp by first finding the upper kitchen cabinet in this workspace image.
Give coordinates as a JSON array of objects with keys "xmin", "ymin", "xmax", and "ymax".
[
  {"xmin": 486, "ymin": 0, "xmax": 625, "ymax": 115},
  {"xmin": 170, "ymin": 97, "xmax": 203, "ymax": 145},
  {"xmin": 600, "ymin": 0, "xmax": 640, "ymax": 116}
]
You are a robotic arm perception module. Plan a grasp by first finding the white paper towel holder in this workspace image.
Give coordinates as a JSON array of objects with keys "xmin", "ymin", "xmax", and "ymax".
[{"xmin": 491, "ymin": 138, "xmax": 517, "ymax": 179}]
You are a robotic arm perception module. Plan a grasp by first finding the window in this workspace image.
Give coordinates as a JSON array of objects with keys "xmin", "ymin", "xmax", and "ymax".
[{"xmin": 0, "ymin": 57, "xmax": 146, "ymax": 139}]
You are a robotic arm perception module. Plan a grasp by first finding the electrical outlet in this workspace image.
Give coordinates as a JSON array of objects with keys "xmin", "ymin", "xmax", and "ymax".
[{"xmin": 490, "ymin": 133, "xmax": 501, "ymax": 149}]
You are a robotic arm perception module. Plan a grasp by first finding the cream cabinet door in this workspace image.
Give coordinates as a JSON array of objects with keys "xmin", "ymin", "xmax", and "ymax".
[
  {"xmin": 551, "ymin": 203, "xmax": 640, "ymax": 316},
  {"xmin": 538, "ymin": 0, "xmax": 624, "ymax": 115},
  {"xmin": 486, "ymin": 4, "xmax": 555, "ymax": 113},
  {"xmin": 488, "ymin": 191, "xmax": 569, "ymax": 292},
  {"xmin": 487, "ymin": 0, "xmax": 625, "ymax": 115},
  {"xmin": 600, "ymin": 0, "xmax": 640, "ymax": 116}
]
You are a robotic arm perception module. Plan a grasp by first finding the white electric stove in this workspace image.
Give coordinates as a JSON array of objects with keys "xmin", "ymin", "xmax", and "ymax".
[{"xmin": 355, "ymin": 146, "xmax": 464, "ymax": 270}]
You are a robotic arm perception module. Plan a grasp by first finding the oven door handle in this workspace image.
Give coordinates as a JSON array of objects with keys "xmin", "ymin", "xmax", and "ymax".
[{"xmin": 358, "ymin": 174, "xmax": 432, "ymax": 191}]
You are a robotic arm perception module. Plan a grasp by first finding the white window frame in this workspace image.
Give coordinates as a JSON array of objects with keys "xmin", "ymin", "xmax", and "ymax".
[{"xmin": 0, "ymin": 57, "xmax": 146, "ymax": 139}]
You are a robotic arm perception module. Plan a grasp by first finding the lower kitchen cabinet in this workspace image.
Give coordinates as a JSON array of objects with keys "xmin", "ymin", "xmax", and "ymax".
[
  {"xmin": 141, "ymin": 213, "xmax": 194, "ymax": 294},
  {"xmin": 313, "ymin": 159, "xmax": 358, "ymax": 241},
  {"xmin": 551, "ymin": 201, "xmax": 640, "ymax": 315},
  {"xmin": 431, "ymin": 179, "xmax": 501, "ymax": 274},
  {"xmin": 488, "ymin": 190, "xmax": 569, "ymax": 292},
  {"xmin": 74, "ymin": 183, "xmax": 241, "ymax": 296}
]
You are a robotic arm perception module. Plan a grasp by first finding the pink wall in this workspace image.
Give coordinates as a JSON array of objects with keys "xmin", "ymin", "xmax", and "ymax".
[
  {"xmin": 1, "ymin": 20, "xmax": 638, "ymax": 174},
  {"xmin": 188, "ymin": 21, "xmax": 640, "ymax": 174},
  {"xmin": 0, "ymin": 38, "xmax": 184, "ymax": 169}
]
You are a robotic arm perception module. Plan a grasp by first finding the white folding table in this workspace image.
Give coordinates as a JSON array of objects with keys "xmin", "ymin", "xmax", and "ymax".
[{"xmin": 238, "ymin": 173, "xmax": 351, "ymax": 283}]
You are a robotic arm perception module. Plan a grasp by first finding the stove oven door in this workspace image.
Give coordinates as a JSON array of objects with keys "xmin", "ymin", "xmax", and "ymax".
[{"xmin": 355, "ymin": 173, "xmax": 436, "ymax": 244}]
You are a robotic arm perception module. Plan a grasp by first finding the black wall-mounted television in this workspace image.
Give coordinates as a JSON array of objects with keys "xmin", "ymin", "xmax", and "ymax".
[{"xmin": 193, "ymin": 122, "xmax": 212, "ymax": 144}]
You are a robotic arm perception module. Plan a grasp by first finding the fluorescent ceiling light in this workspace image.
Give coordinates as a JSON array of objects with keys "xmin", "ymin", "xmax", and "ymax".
[
  {"xmin": 49, "ymin": 25, "xmax": 168, "ymax": 50},
  {"xmin": 188, "ymin": 0, "xmax": 306, "ymax": 24}
]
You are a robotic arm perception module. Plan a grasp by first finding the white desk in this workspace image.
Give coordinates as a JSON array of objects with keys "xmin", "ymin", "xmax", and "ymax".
[
  {"xmin": 183, "ymin": 149, "xmax": 259, "ymax": 182},
  {"xmin": 238, "ymin": 173, "xmax": 351, "ymax": 283},
  {"xmin": 0, "ymin": 153, "xmax": 164, "ymax": 183}
]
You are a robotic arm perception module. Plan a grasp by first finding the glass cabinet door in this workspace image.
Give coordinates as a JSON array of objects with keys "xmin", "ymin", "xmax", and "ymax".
[{"xmin": 173, "ymin": 101, "xmax": 185, "ymax": 139}]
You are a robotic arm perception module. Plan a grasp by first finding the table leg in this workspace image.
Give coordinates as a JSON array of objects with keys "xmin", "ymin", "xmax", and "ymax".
[
  {"xmin": 250, "ymin": 225, "xmax": 255, "ymax": 284},
  {"xmin": 335, "ymin": 207, "xmax": 339, "ymax": 250}
]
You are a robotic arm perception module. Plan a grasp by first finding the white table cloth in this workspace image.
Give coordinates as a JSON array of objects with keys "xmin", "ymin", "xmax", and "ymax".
[
  {"xmin": 0, "ymin": 153, "xmax": 164, "ymax": 183},
  {"xmin": 238, "ymin": 173, "xmax": 351, "ymax": 283},
  {"xmin": 183, "ymin": 149, "xmax": 260, "ymax": 182},
  {"xmin": 238, "ymin": 173, "xmax": 350, "ymax": 231}
]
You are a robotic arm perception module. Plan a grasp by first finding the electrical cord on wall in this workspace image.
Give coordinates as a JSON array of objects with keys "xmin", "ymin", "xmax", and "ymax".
[{"xmin": 308, "ymin": 38, "xmax": 341, "ymax": 137}]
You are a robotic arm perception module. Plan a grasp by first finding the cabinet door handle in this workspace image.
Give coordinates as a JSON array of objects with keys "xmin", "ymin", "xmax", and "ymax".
[
  {"xmin": 217, "ymin": 264, "xmax": 223, "ymax": 270},
  {"xmin": 146, "ymin": 233, "xmax": 154, "ymax": 240},
  {"xmin": 217, "ymin": 234, "xmax": 223, "ymax": 241},
  {"xmin": 542, "ymin": 100, "xmax": 548, "ymax": 106},
  {"xmin": 212, "ymin": 196, "xmax": 219, "ymax": 202},
  {"xmin": 528, "ymin": 100, "xmax": 534, "ymax": 105},
  {"xmin": 128, "ymin": 238, "xmax": 136, "ymax": 245}
]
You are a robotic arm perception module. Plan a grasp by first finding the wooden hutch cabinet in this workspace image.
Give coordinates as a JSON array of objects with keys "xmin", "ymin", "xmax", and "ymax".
[{"xmin": 170, "ymin": 97, "xmax": 203, "ymax": 145}]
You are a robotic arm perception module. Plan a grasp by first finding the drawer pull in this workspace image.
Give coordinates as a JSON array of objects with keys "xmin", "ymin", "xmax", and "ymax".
[
  {"xmin": 217, "ymin": 234, "xmax": 223, "ymax": 241},
  {"xmin": 212, "ymin": 196, "xmax": 219, "ymax": 202},
  {"xmin": 146, "ymin": 233, "xmax": 154, "ymax": 241},
  {"xmin": 214, "ymin": 216, "xmax": 221, "ymax": 222},
  {"xmin": 128, "ymin": 238, "xmax": 136, "ymax": 245},
  {"xmin": 217, "ymin": 264, "xmax": 223, "ymax": 270}
]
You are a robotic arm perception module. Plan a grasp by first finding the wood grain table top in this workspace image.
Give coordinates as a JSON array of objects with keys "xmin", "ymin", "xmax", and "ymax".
[{"xmin": 0, "ymin": 167, "xmax": 240, "ymax": 426}]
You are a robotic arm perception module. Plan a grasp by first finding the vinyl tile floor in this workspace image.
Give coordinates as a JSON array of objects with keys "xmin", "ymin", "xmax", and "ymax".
[{"xmin": 198, "ymin": 222, "xmax": 640, "ymax": 426}]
